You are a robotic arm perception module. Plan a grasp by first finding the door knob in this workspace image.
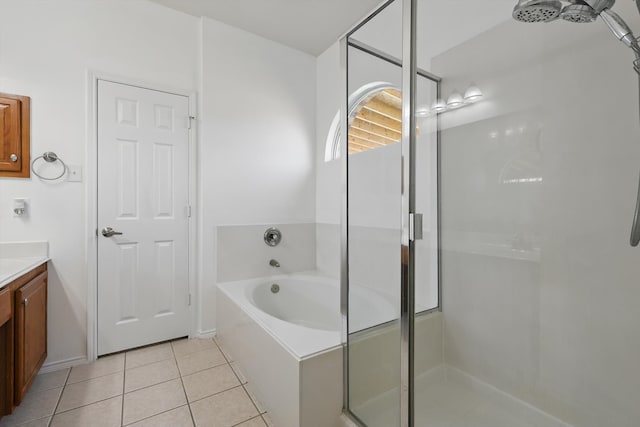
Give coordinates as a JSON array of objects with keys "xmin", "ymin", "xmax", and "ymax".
[
  {"xmin": 101, "ymin": 227, "xmax": 123, "ymax": 237},
  {"xmin": 10, "ymin": 154, "xmax": 18, "ymax": 162}
]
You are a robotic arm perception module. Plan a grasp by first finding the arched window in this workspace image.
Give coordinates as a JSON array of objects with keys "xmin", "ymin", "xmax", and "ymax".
[{"xmin": 325, "ymin": 82, "xmax": 401, "ymax": 161}]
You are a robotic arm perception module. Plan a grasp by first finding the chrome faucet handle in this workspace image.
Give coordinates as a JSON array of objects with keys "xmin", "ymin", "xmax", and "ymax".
[{"xmin": 264, "ymin": 228, "xmax": 282, "ymax": 246}]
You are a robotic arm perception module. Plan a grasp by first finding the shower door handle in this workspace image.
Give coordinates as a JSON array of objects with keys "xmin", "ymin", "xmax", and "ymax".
[{"xmin": 409, "ymin": 213, "xmax": 423, "ymax": 241}]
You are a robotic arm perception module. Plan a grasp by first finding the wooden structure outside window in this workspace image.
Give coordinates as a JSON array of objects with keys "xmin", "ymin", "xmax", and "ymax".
[{"xmin": 348, "ymin": 88, "xmax": 402, "ymax": 155}]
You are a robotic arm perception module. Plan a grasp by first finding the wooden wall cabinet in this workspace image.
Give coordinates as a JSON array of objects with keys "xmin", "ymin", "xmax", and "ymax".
[
  {"xmin": 0, "ymin": 92, "xmax": 31, "ymax": 178},
  {"xmin": 0, "ymin": 264, "xmax": 47, "ymax": 417}
]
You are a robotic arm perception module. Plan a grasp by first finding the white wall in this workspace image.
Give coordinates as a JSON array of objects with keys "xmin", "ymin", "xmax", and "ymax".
[
  {"xmin": 0, "ymin": 0, "xmax": 317, "ymax": 367},
  {"xmin": 216, "ymin": 223, "xmax": 316, "ymax": 283},
  {"xmin": 0, "ymin": 0, "xmax": 198, "ymax": 367},
  {"xmin": 199, "ymin": 17, "xmax": 316, "ymax": 333},
  {"xmin": 315, "ymin": 43, "xmax": 342, "ymax": 228}
]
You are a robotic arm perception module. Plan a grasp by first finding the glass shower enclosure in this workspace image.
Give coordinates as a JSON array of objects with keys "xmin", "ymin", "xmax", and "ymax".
[{"xmin": 341, "ymin": 0, "xmax": 640, "ymax": 426}]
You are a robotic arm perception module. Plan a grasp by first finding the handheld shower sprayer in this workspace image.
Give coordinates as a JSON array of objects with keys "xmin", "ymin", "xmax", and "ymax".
[
  {"xmin": 599, "ymin": 8, "xmax": 640, "ymax": 54},
  {"xmin": 513, "ymin": 0, "xmax": 640, "ymax": 246}
]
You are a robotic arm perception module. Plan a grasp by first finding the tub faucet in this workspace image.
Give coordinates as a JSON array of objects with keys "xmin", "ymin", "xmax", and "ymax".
[{"xmin": 269, "ymin": 259, "xmax": 280, "ymax": 268}]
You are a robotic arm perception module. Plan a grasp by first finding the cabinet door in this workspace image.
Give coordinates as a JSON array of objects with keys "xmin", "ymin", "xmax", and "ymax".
[
  {"xmin": 0, "ymin": 93, "xmax": 30, "ymax": 178},
  {"xmin": 14, "ymin": 271, "xmax": 47, "ymax": 404},
  {"xmin": 0, "ymin": 287, "xmax": 12, "ymax": 416}
]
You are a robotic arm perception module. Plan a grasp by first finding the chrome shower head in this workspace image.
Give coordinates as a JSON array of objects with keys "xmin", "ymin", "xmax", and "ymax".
[
  {"xmin": 581, "ymin": 0, "xmax": 615, "ymax": 14},
  {"xmin": 561, "ymin": 3, "xmax": 598, "ymax": 22},
  {"xmin": 513, "ymin": 0, "xmax": 563, "ymax": 22}
]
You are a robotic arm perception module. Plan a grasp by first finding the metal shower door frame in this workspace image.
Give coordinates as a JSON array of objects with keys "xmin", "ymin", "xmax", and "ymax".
[
  {"xmin": 399, "ymin": 1, "xmax": 417, "ymax": 426},
  {"xmin": 340, "ymin": 0, "xmax": 442, "ymax": 425}
]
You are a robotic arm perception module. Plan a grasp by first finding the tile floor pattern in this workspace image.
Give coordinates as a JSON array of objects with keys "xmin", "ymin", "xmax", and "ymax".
[{"xmin": 0, "ymin": 338, "xmax": 277, "ymax": 427}]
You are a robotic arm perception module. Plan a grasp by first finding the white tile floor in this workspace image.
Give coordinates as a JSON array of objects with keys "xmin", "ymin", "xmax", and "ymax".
[{"xmin": 0, "ymin": 338, "xmax": 277, "ymax": 427}]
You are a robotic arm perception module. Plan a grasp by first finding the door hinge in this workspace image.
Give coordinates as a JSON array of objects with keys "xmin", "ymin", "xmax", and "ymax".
[
  {"xmin": 186, "ymin": 205, "xmax": 192, "ymax": 218},
  {"xmin": 188, "ymin": 115, "xmax": 196, "ymax": 130},
  {"xmin": 409, "ymin": 213, "xmax": 424, "ymax": 242},
  {"xmin": 188, "ymin": 294, "xmax": 192, "ymax": 306}
]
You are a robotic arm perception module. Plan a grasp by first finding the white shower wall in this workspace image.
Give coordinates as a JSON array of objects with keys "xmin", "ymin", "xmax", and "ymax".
[{"xmin": 433, "ymin": 11, "xmax": 640, "ymax": 426}]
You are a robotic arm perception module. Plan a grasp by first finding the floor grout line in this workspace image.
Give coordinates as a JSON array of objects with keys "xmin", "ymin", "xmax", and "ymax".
[
  {"xmin": 65, "ymin": 363, "xmax": 125, "ymax": 387},
  {"xmin": 216, "ymin": 339, "xmax": 246, "ymax": 387},
  {"xmin": 124, "ymin": 376, "xmax": 180, "ymax": 396},
  {"xmin": 51, "ymin": 394, "xmax": 122, "ymax": 417},
  {"xmin": 5, "ymin": 414, "xmax": 55, "ymax": 427},
  {"xmin": 242, "ymin": 384, "xmax": 266, "ymax": 415},
  {"xmin": 121, "ymin": 353, "xmax": 126, "ymax": 427},
  {"xmin": 172, "ymin": 341, "xmax": 197, "ymax": 427},
  {"xmin": 120, "ymin": 404, "xmax": 191, "ymax": 427},
  {"xmin": 48, "ymin": 367, "xmax": 71, "ymax": 423},
  {"xmin": 214, "ymin": 339, "xmax": 266, "ymax": 421},
  {"xmin": 186, "ymin": 383, "xmax": 243, "ymax": 406},
  {"xmin": 231, "ymin": 413, "xmax": 264, "ymax": 427},
  {"xmin": 178, "ymin": 360, "xmax": 228, "ymax": 378},
  {"xmin": 173, "ymin": 342, "xmax": 221, "ymax": 360},
  {"xmin": 124, "ymin": 357, "xmax": 175, "ymax": 372}
]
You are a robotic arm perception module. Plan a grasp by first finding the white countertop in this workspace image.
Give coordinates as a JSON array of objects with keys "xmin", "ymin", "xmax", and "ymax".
[{"xmin": 0, "ymin": 242, "xmax": 49, "ymax": 290}]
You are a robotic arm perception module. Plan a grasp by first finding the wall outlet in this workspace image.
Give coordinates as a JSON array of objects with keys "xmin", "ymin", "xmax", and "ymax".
[
  {"xmin": 13, "ymin": 198, "xmax": 28, "ymax": 217},
  {"xmin": 66, "ymin": 165, "xmax": 82, "ymax": 182}
]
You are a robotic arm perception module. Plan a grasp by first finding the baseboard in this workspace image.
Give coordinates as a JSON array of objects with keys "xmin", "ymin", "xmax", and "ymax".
[
  {"xmin": 194, "ymin": 328, "xmax": 216, "ymax": 339},
  {"xmin": 39, "ymin": 356, "xmax": 87, "ymax": 374}
]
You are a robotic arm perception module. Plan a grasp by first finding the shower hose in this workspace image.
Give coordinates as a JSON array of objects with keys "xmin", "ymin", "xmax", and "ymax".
[
  {"xmin": 634, "ymin": 1, "xmax": 640, "ymax": 247},
  {"xmin": 632, "ymin": 50, "xmax": 640, "ymax": 246}
]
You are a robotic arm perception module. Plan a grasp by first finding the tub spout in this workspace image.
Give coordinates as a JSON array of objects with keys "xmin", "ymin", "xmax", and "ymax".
[{"xmin": 269, "ymin": 259, "xmax": 280, "ymax": 268}]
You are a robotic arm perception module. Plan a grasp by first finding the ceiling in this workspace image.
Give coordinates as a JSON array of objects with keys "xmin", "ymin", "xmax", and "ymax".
[{"xmin": 148, "ymin": 0, "xmax": 384, "ymax": 56}]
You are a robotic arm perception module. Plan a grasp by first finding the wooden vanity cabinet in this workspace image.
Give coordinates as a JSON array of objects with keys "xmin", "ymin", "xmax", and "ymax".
[
  {"xmin": 0, "ymin": 263, "xmax": 47, "ymax": 417},
  {"xmin": 14, "ymin": 270, "xmax": 47, "ymax": 404},
  {"xmin": 0, "ymin": 287, "xmax": 12, "ymax": 416}
]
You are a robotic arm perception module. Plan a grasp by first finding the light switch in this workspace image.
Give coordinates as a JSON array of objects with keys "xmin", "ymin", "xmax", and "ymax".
[{"xmin": 66, "ymin": 165, "xmax": 82, "ymax": 182}]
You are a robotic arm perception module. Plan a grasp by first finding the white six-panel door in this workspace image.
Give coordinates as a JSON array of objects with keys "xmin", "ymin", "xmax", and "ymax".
[{"xmin": 97, "ymin": 80, "xmax": 190, "ymax": 355}]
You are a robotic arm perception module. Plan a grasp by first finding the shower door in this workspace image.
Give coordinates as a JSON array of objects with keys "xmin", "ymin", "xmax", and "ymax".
[
  {"xmin": 344, "ymin": 0, "xmax": 640, "ymax": 426},
  {"xmin": 345, "ymin": 16, "xmax": 404, "ymax": 425},
  {"xmin": 343, "ymin": 1, "xmax": 440, "ymax": 425}
]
